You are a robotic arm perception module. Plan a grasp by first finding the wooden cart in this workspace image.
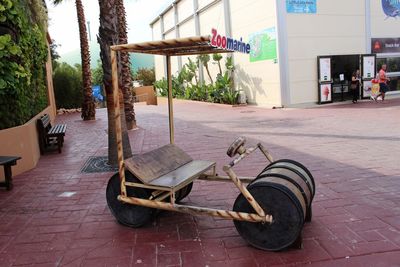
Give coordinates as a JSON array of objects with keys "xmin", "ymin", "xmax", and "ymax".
[{"xmin": 107, "ymin": 36, "xmax": 315, "ymax": 251}]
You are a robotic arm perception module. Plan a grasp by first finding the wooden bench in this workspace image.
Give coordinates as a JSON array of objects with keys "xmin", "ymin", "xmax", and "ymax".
[
  {"xmin": 0, "ymin": 156, "xmax": 21, "ymax": 190},
  {"xmin": 125, "ymin": 144, "xmax": 215, "ymax": 191},
  {"xmin": 36, "ymin": 114, "xmax": 67, "ymax": 154}
]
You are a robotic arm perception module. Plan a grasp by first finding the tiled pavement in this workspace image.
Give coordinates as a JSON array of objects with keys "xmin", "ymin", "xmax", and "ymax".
[{"xmin": 1, "ymin": 98, "xmax": 400, "ymax": 266}]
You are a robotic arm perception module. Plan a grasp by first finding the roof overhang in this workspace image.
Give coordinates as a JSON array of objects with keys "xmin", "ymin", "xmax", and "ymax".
[{"xmin": 110, "ymin": 35, "xmax": 233, "ymax": 56}]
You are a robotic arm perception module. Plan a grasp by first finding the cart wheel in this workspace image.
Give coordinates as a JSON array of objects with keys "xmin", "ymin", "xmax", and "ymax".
[
  {"xmin": 176, "ymin": 182, "xmax": 193, "ymax": 202},
  {"xmin": 106, "ymin": 171, "xmax": 154, "ymax": 228},
  {"xmin": 227, "ymin": 136, "xmax": 246, "ymax": 157},
  {"xmin": 233, "ymin": 182, "xmax": 304, "ymax": 251}
]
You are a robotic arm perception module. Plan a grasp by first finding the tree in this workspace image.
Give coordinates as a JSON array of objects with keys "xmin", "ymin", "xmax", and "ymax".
[
  {"xmin": 212, "ymin": 53, "xmax": 223, "ymax": 75},
  {"xmin": 50, "ymin": 40, "xmax": 60, "ymax": 70},
  {"xmin": 132, "ymin": 68, "xmax": 155, "ymax": 86},
  {"xmin": 116, "ymin": 0, "xmax": 136, "ymax": 130},
  {"xmin": 198, "ymin": 54, "xmax": 213, "ymax": 83},
  {"xmin": 98, "ymin": 0, "xmax": 132, "ymax": 165},
  {"xmin": 186, "ymin": 58, "xmax": 199, "ymax": 85},
  {"xmin": 52, "ymin": 0, "xmax": 95, "ymax": 121}
]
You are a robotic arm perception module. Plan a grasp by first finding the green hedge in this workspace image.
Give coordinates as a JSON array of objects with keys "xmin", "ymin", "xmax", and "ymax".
[
  {"xmin": 53, "ymin": 63, "xmax": 83, "ymax": 109},
  {"xmin": 0, "ymin": 0, "xmax": 48, "ymax": 129}
]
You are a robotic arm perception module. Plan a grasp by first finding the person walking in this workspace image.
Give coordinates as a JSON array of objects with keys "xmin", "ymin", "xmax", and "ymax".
[
  {"xmin": 350, "ymin": 69, "xmax": 361, "ymax": 103},
  {"xmin": 373, "ymin": 64, "xmax": 390, "ymax": 102}
]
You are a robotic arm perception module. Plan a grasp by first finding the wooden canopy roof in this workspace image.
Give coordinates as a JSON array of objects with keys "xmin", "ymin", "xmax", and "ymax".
[{"xmin": 110, "ymin": 35, "xmax": 232, "ymax": 56}]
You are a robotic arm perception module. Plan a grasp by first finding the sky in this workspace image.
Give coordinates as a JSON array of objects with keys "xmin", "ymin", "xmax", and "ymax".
[{"xmin": 45, "ymin": 0, "xmax": 171, "ymax": 55}]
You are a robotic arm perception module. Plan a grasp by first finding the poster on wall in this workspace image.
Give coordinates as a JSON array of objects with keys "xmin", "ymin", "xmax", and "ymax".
[
  {"xmin": 319, "ymin": 57, "xmax": 331, "ymax": 82},
  {"xmin": 381, "ymin": 0, "xmax": 400, "ymax": 20},
  {"xmin": 319, "ymin": 84, "xmax": 332, "ymax": 103},
  {"xmin": 362, "ymin": 80, "xmax": 372, "ymax": 98},
  {"xmin": 286, "ymin": 0, "xmax": 317, "ymax": 13},
  {"xmin": 362, "ymin": 56, "xmax": 375, "ymax": 79},
  {"xmin": 249, "ymin": 27, "xmax": 277, "ymax": 62}
]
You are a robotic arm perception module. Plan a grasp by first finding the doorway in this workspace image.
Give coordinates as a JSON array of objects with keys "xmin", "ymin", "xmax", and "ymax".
[{"xmin": 330, "ymin": 55, "xmax": 360, "ymax": 102}]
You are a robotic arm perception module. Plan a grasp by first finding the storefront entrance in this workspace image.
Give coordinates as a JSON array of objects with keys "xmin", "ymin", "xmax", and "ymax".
[
  {"xmin": 330, "ymin": 55, "xmax": 360, "ymax": 102},
  {"xmin": 317, "ymin": 54, "xmax": 376, "ymax": 104}
]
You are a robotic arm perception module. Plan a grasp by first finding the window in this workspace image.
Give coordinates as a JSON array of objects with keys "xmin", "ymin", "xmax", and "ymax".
[{"xmin": 377, "ymin": 55, "xmax": 400, "ymax": 92}]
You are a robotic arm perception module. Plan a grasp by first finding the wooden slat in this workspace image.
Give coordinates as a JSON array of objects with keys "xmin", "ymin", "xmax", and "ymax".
[
  {"xmin": 149, "ymin": 160, "xmax": 215, "ymax": 188},
  {"xmin": 124, "ymin": 144, "xmax": 193, "ymax": 184},
  {"xmin": 48, "ymin": 124, "xmax": 66, "ymax": 135}
]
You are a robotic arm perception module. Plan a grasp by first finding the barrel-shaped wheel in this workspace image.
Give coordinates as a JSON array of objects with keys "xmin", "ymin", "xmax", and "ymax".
[
  {"xmin": 106, "ymin": 171, "xmax": 154, "ymax": 228},
  {"xmin": 262, "ymin": 159, "xmax": 315, "ymax": 199},
  {"xmin": 176, "ymin": 182, "xmax": 193, "ymax": 202},
  {"xmin": 233, "ymin": 181, "xmax": 304, "ymax": 251}
]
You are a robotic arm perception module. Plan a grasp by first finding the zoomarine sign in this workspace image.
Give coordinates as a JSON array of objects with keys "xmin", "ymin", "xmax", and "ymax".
[{"xmin": 211, "ymin": 28, "xmax": 251, "ymax": 54}]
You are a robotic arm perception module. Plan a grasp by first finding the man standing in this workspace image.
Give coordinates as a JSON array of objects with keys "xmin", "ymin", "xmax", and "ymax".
[{"xmin": 374, "ymin": 64, "xmax": 390, "ymax": 102}]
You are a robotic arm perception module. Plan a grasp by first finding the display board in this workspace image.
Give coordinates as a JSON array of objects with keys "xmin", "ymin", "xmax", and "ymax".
[
  {"xmin": 286, "ymin": 0, "xmax": 317, "ymax": 13},
  {"xmin": 317, "ymin": 56, "xmax": 333, "ymax": 104},
  {"xmin": 361, "ymin": 54, "xmax": 377, "ymax": 99},
  {"xmin": 319, "ymin": 57, "xmax": 331, "ymax": 82},
  {"xmin": 319, "ymin": 84, "xmax": 332, "ymax": 104},
  {"xmin": 362, "ymin": 55, "xmax": 375, "ymax": 79}
]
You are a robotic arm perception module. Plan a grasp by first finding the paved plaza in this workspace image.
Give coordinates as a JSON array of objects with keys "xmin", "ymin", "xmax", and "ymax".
[{"xmin": 1, "ymin": 98, "xmax": 400, "ymax": 266}]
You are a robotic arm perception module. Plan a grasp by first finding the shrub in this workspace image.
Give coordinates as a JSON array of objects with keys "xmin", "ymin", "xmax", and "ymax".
[
  {"xmin": 133, "ymin": 68, "xmax": 155, "ymax": 86},
  {"xmin": 152, "ymin": 55, "xmax": 239, "ymax": 105},
  {"xmin": 53, "ymin": 63, "xmax": 83, "ymax": 109},
  {"xmin": 0, "ymin": 0, "xmax": 49, "ymax": 129}
]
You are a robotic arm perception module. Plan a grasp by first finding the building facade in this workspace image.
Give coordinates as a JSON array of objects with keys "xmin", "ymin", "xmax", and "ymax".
[{"xmin": 150, "ymin": 0, "xmax": 400, "ymax": 107}]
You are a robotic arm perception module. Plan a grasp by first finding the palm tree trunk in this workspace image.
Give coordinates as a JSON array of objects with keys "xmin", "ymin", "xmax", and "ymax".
[
  {"xmin": 75, "ymin": 0, "xmax": 95, "ymax": 120},
  {"xmin": 204, "ymin": 63, "xmax": 213, "ymax": 84},
  {"xmin": 98, "ymin": 0, "xmax": 132, "ymax": 166},
  {"xmin": 217, "ymin": 61, "xmax": 222, "ymax": 76},
  {"xmin": 116, "ymin": 0, "xmax": 136, "ymax": 130}
]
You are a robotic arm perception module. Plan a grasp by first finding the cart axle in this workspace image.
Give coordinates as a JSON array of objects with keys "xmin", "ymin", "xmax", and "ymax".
[{"xmin": 118, "ymin": 195, "xmax": 273, "ymax": 223}]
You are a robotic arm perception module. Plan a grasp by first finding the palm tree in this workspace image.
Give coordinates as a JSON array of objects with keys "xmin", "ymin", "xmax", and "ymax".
[
  {"xmin": 116, "ymin": 0, "xmax": 136, "ymax": 130},
  {"xmin": 52, "ymin": 0, "xmax": 95, "ymax": 120},
  {"xmin": 98, "ymin": 0, "xmax": 132, "ymax": 165}
]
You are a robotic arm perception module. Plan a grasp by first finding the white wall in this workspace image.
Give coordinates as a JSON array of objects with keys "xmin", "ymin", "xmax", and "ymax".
[
  {"xmin": 231, "ymin": 0, "xmax": 280, "ymax": 107},
  {"xmin": 285, "ymin": 0, "xmax": 366, "ymax": 105},
  {"xmin": 177, "ymin": 0, "xmax": 193, "ymax": 22},
  {"xmin": 150, "ymin": 0, "xmax": 282, "ymax": 107},
  {"xmin": 163, "ymin": 7, "xmax": 175, "ymax": 32},
  {"xmin": 152, "ymin": 20, "xmax": 165, "ymax": 81}
]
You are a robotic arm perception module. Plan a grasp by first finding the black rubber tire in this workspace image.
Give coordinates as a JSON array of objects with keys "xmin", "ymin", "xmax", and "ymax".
[
  {"xmin": 176, "ymin": 182, "xmax": 193, "ymax": 202},
  {"xmin": 233, "ymin": 182, "xmax": 304, "ymax": 251},
  {"xmin": 106, "ymin": 171, "xmax": 154, "ymax": 228}
]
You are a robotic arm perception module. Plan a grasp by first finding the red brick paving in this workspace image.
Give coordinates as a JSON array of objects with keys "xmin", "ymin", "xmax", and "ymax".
[{"xmin": 1, "ymin": 98, "xmax": 400, "ymax": 266}]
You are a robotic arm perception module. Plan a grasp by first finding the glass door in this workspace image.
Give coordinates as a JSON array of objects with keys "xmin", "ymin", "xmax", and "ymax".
[{"xmin": 361, "ymin": 54, "xmax": 377, "ymax": 99}]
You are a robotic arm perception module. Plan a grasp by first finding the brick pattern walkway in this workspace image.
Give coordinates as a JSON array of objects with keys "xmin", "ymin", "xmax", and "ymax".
[{"xmin": 1, "ymin": 98, "xmax": 400, "ymax": 266}]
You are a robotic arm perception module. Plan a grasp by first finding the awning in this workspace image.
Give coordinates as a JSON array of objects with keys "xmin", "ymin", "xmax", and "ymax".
[{"xmin": 110, "ymin": 35, "xmax": 232, "ymax": 56}]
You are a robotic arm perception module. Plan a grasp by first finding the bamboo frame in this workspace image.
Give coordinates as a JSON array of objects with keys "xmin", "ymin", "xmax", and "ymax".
[
  {"xmin": 109, "ymin": 36, "xmax": 274, "ymax": 225},
  {"xmin": 118, "ymin": 195, "xmax": 273, "ymax": 223},
  {"xmin": 111, "ymin": 50, "xmax": 126, "ymax": 198},
  {"xmin": 166, "ymin": 56, "xmax": 174, "ymax": 144}
]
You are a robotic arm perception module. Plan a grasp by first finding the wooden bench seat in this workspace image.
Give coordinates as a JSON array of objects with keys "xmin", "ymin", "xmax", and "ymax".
[
  {"xmin": 37, "ymin": 114, "xmax": 67, "ymax": 154},
  {"xmin": 0, "ymin": 156, "xmax": 21, "ymax": 190},
  {"xmin": 125, "ymin": 144, "xmax": 215, "ymax": 189}
]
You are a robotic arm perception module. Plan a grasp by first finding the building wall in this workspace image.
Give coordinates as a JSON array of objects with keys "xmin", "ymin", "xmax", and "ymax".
[
  {"xmin": 285, "ymin": 0, "xmax": 366, "ymax": 105},
  {"xmin": 230, "ymin": 0, "xmax": 280, "ymax": 107},
  {"xmin": 151, "ymin": 0, "xmax": 281, "ymax": 107}
]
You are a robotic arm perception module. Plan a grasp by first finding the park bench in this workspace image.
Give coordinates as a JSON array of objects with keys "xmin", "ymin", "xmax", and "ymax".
[
  {"xmin": 36, "ymin": 114, "xmax": 67, "ymax": 154},
  {"xmin": 0, "ymin": 156, "xmax": 21, "ymax": 190}
]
